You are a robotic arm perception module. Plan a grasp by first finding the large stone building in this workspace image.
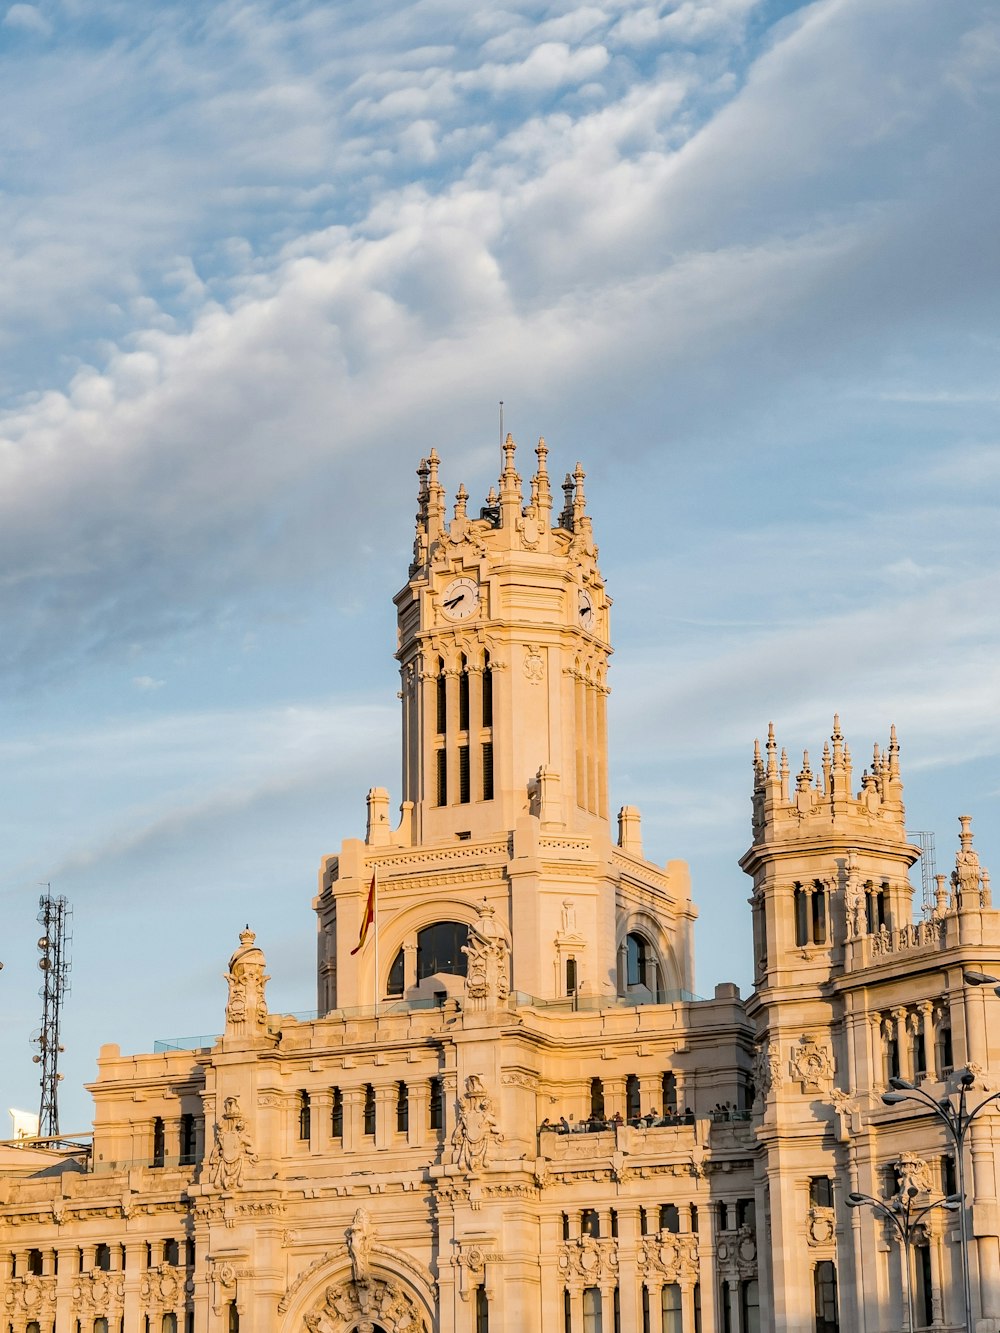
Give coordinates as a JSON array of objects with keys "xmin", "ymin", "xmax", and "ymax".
[{"xmin": 1, "ymin": 436, "xmax": 999, "ymax": 1333}]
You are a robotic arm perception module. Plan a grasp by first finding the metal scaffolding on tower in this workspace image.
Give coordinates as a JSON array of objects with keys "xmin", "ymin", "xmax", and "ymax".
[{"xmin": 33, "ymin": 890, "xmax": 72, "ymax": 1138}]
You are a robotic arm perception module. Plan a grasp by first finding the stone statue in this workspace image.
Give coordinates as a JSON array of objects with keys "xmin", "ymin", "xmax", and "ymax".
[
  {"xmin": 893, "ymin": 1153, "xmax": 933, "ymax": 1201},
  {"xmin": 347, "ymin": 1206, "xmax": 373, "ymax": 1285},
  {"xmin": 225, "ymin": 928, "xmax": 270, "ymax": 1037},
  {"xmin": 208, "ymin": 1096, "xmax": 257, "ymax": 1190},
  {"xmin": 452, "ymin": 1073, "xmax": 503, "ymax": 1173},
  {"xmin": 462, "ymin": 900, "xmax": 512, "ymax": 1005}
]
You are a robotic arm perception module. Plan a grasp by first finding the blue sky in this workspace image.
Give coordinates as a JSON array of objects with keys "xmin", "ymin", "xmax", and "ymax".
[{"xmin": 1, "ymin": 0, "xmax": 998, "ymax": 1130}]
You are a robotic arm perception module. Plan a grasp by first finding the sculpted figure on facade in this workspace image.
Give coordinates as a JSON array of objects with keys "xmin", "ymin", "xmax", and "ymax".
[
  {"xmin": 452, "ymin": 1073, "xmax": 503, "ymax": 1173},
  {"xmin": 305, "ymin": 1277, "xmax": 423, "ymax": 1333},
  {"xmin": 208, "ymin": 1096, "xmax": 257, "ymax": 1191},
  {"xmin": 893, "ymin": 1152, "xmax": 934, "ymax": 1202},
  {"xmin": 224, "ymin": 927, "xmax": 270, "ymax": 1037},
  {"xmin": 462, "ymin": 900, "xmax": 511, "ymax": 1005},
  {"xmin": 347, "ymin": 1206, "xmax": 374, "ymax": 1286}
]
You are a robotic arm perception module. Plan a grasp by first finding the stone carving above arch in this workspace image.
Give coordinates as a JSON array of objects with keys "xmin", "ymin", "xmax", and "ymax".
[{"xmin": 303, "ymin": 1277, "xmax": 427, "ymax": 1333}]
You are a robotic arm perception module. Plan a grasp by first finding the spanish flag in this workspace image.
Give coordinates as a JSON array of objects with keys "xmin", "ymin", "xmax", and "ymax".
[{"xmin": 351, "ymin": 870, "xmax": 376, "ymax": 955}]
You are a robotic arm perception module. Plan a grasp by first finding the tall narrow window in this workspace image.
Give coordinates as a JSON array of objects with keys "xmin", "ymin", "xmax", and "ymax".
[
  {"xmin": 95, "ymin": 1245, "xmax": 111, "ymax": 1273},
  {"xmin": 720, "ymin": 1281, "xmax": 733, "ymax": 1333},
  {"xmin": 481, "ymin": 742, "xmax": 494, "ymax": 801},
  {"xmin": 662, "ymin": 1072, "xmax": 677, "ymax": 1114},
  {"xmin": 162, "ymin": 1313, "xmax": 177, "ymax": 1333},
  {"xmin": 27, "ymin": 1249, "xmax": 43, "ymax": 1276},
  {"xmin": 583, "ymin": 1287, "xmax": 602, "ymax": 1333},
  {"xmin": 435, "ymin": 749, "xmax": 447, "ymax": 806},
  {"xmin": 809, "ymin": 1177, "xmax": 833, "ymax": 1209},
  {"xmin": 613, "ymin": 1286, "xmax": 620, "ymax": 1333},
  {"xmin": 298, "ymin": 1091, "xmax": 311, "ymax": 1141},
  {"xmin": 581, "ymin": 1209, "xmax": 600, "ymax": 1238},
  {"xmin": 626, "ymin": 933, "xmax": 648, "ymax": 987},
  {"xmin": 641, "ymin": 1284, "xmax": 650, "ymax": 1333},
  {"xmin": 163, "ymin": 1238, "xmax": 179, "ymax": 1267},
  {"xmin": 740, "ymin": 1279, "xmax": 761, "ymax": 1333},
  {"xmin": 475, "ymin": 1286, "xmax": 489, "ymax": 1333},
  {"xmin": 482, "ymin": 654, "xmax": 493, "ymax": 726},
  {"xmin": 794, "ymin": 885, "xmax": 809, "ymax": 947},
  {"xmin": 694, "ymin": 1283, "xmax": 702, "ymax": 1333},
  {"xmin": 659, "ymin": 1204, "xmax": 680, "ymax": 1234},
  {"xmin": 626, "ymin": 1075, "xmax": 641, "ymax": 1122},
  {"xmin": 564, "ymin": 1290, "xmax": 572, "ymax": 1333},
  {"xmin": 590, "ymin": 1078, "xmax": 605, "ymax": 1120},
  {"xmin": 429, "ymin": 1077, "xmax": 443, "ymax": 1131},
  {"xmin": 662, "ymin": 1284, "xmax": 682, "ymax": 1333},
  {"xmin": 813, "ymin": 1261, "xmax": 839, "ymax": 1333},
  {"xmin": 152, "ymin": 1117, "xmax": 165, "ymax": 1168},
  {"xmin": 387, "ymin": 948, "xmax": 405, "ymax": 997},
  {"xmin": 566, "ymin": 957, "xmax": 577, "ymax": 995},
  {"xmin": 179, "ymin": 1113, "xmax": 195, "ymax": 1166},
  {"xmin": 331, "ymin": 1087, "xmax": 344, "ymax": 1139},
  {"xmin": 915, "ymin": 1244, "xmax": 933, "ymax": 1328},
  {"xmin": 458, "ymin": 657, "xmax": 469, "ymax": 730},
  {"xmin": 396, "ymin": 1082, "xmax": 409, "ymax": 1133},
  {"xmin": 811, "ymin": 883, "xmax": 827, "ymax": 944},
  {"xmin": 913, "ymin": 1028, "xmax": 927, "ymax": 1078},
  {"xmin": 436, "ymin": 663, "xmax": 447, "ymax": 734},
  {"xmin": 459, "ymin": 744, "xmax": 470, "ymax": 803},
  {"xmin": 227, "ymin": 1303, "xmax": 240, "ymax": 1333},
  {"xmin": 363, "ymin": 1084, "xmax": 376, "ymax": 1136}
]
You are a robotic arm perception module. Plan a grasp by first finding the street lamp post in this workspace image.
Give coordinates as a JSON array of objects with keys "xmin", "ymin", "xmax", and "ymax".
[
  {"xmin": 846, "ymin": 1187, "xmax": 960, "ymax": 1332},
  {"xmin": 880, "ymin": 969, "xmax": 1000, "ymax": 1333}
]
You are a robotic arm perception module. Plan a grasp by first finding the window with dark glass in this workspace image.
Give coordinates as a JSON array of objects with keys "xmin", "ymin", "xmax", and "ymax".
[
  {"xmin": 811, "ymin": 883, "xmax": 827, "ymax": 945},
  {"xmin": 475, "ymin": 1285, "xmax": 489, "ymax": 1333},
  {"xmin": 916, "ymin": 1243, "xmax": 933, "ymax": 1327},
  {"xmin": 814, "ymin": 1260, "xmax": 839, "ymax": 1333},
  {"xmin": 331, "ymin": 1087, "xmax": 344, "ymax": 1139},
  {"xmin": 459, "ymin": 744, "xmax": 470, "ymax": 803},
  {"xmin": 794, "ymin": 885, "xmax": 809, "ymax": 947},
  {"xmin": 152, "ymin": 1116, "xmax": 165, "ymax": 1168},
  {"xmin": 482, "ymin": 742, "xmax": 494, "ymax": 800},
  {"xmin": 737, "ymin": 1197, "xmax": 756, "ymax": 1230},
  {"xmin": 566, "ymin": 957, "xmax": 577, "ymax": 995},
  {"xmin": 417, "ymin": 921, "xmax": 469, "ymax": 980},
  {"xmin": 590, "ymin": 1078, "xmax": 605, "ymax": 1120},
  {"xmin": 482, "ymin": 654, "xmax": 493, "ymax": 726},
  {"xmin": 163, "ymin": 1238, "xmax": 179, "ymax": 1266},
  {"xmin": 809, "ymin": 1177, "xmax": 834, "ymax": 1209},
  {"xmin": 626, "ymin": 933, "xmax": 648, "ymax": 987},
  {"xmin": 436, "ymin": 664, "xmax": 447, "ymax": 734},
  {"xmin": 659, "ymin": 1204, "xmax": 680, "ymax": 1234},
  {"xmin": 662, "ymin": 1071, "xmax": 677, "ymax": 1113},
  {"xmin": 95, "ymin": 1244, "xmax": 111, "ymax": 1272},
  {"xmin": 396, "ymin": 1082, "xmax": 409, "ymax": 1134},
  {"xmin": 179, "ymin": 1113, "xmax": 195, "ymax": 1165},
  {"xmin": 387, "ymin": 948, "xmax": 405, "ymax": 997},
  {"xmin": 626, "ymin": 1074, "xmax": 641, "ymax": 1122},
  {"xmin": 662, "ymin": 1284, "xmax": 682, "ymax": 1333},
  {"xmin": 298, "ymin": 1091, "xmax": 311, "ymax": 1141},
  {"xmin": 583, "ymin": 1286, "xmax": 602, "ymax": 1333},
  {"xmin": 581, "ymin": 1209, "xmax": 600, "ymax": 1238},
  {"xmin": 435, "ymin": 749, "xmax": 447, "ymax": 806},
  {"xmin": 741, "ymin": 1279, "xmax": 761, "ymax": 1333},
  {"xmin": 641, "ymin": 1284, "xmax": 650, "ymax": 1333},
  {"xmin": 942, "ymin": 1154, "xmax": 957, "ymax": 1196},
  {"xmin": 227, "ymin": 1303, "xmax": 240, "ymax": 1333},
  {"xmin": 458, "ymin": 657, "xmax": 469, "ymax": 730},
  {"xmin": 429, "ymin": 1077, "xmax": 443, "ymax": 1131},
  {"xmin": 27, "ymin": 1249, "xmax": 43, "ymax": 1275},
  {"xmin": 363, "ymin": 1084, "xmax": 376, "ymax": 1136}
]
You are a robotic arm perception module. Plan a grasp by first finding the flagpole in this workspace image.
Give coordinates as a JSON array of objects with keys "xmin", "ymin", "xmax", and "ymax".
[{"xmin": 372, "ymin": 865, "xmax": 379, "ymax": 1017}]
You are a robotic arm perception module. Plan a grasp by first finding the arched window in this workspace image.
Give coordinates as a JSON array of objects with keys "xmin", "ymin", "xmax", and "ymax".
[
  {"xmin": 626, "ymin": 932, "xmax": 649, "ymax": 988},
  {"xmin": 417, "ymin": 922, "xmax": 469, "ymax": 980},
  {"xmin": 386, "ymin": 948, "xmax": 405, "ymax": 997}
]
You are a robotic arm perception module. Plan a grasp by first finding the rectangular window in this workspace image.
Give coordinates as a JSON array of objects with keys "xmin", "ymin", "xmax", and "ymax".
[
  {"xmin": 641, "ymin": 1285, "xmax": 650, "ymax": 1333},
  {"xmin": 913, "ymin": 1030, "xmax": 926, "ymax": 1077},
  {"xmin": 331, "ymin": 1087, "xmax": 344, "ymax": 1139},
  {"xmin": 482, "ymin": 662, "xmax": 493, "ymax": 726},
  {"xmin": 396, "ymin": 1082, "xmax": 409, "ymax": 1134},
  {"xmin": 179, "ymin": 1113, "xmax": 195, "ymax": 1165},
  {"xmin": 720, "ymin": 1282, "xmax": 732, "ymax": 1333},
  {"xmin": 809, "ymin": 1177, "xmax": 833, "ymax": 1209},
  {"xmin": 429, "ymin": 1077, "xmax": 443, "ymax": 1131},
  {"xmin": 741, "ymin": 1279, "xmax": 761, "ymax": 1333},
  {"xmin": 814, "ymin": 1260, "xmax": 839, "ymax": 1333},
  {"xmin": 436, "ymin": 674, "xmax": 447, "ymax": 734},
  {"xmin": 613, "ymin": 1286, "xmax": 620, "ymax": 1333},
  {"xmin": 662, "ymin": 1071, "xmax": 677, "ymax": 1114},
  {"xmin": 662, "ymin": 1284, "xmax": 682, "ymax": 1333},
  {"xmin": 163, "ymin": 1239, "xmax": 179, "ymax": 1267},
  {"xmin": 435, "ymin": 749, "xmax": 447, "ymax": 806},
  {"xmin": 737, "ymin": 1197, "xmax": 756, "ymax": 1230},
  {"xmin": 475, "ymin": 1286, "xmax": 489, "ymax": 1333},
  {"xmin": 482, "ymin": 742, "xmax": 494, "ymax": 801},
  {"xmin": 298, "ymin": 1091, "xmax": 311, "ymax": 1142},
  {"xmin": 583, "ymin": 1287, "xmax": 602, "ymax": 1333},
  {"xmin": 812, "ymin": 885, "xmax": 827, "ymax": 944},
  {"xmin": 152, "ymin": 1117, "xmax": 165, "ymax": 1168},
  {"xmin": 363, "ymin": 1084, "xmax": 376, "ymax": 1136},
  {"xmin": 794, "ymin": 886, "xmax": 809, "ymax": 947},
  {"xmin": 916, "ymin": 1243, "xmax": 933, "ymax": 1328},
  {"xmin": 942, "ymin": 1154, "xmax": 957, "ymax": 1196},
  {"xmin": 660, "ymin": 1204, "xmax": 680, "ymax": 1233},
  {"xmin": 564, "ymin": 1289, "xmax": 572, "ymax": 1333},
  {"xmin": 459, "ymin": 744, "xmax": 470, "ymax": 803},
  {"xmin": 939, "ymin": 1025, "xmax": 954, "ymax": 1075},
  {"xmin": 458, "ymin": 669, "xmax": 469, "ymax": 730},
  {"xmin": 694, "ymin": 1284, "xmax": 701, "ymax": 1333}
]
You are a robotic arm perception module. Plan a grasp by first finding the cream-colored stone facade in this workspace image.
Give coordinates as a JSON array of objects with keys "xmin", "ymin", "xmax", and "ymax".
[{"xmin": 1, "ymin": 437, "xmax": 998, "ymax": 1333}]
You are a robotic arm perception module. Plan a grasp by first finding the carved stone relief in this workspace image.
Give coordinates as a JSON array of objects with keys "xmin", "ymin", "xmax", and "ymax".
[
  {"xmin": 208, "ymin": 1096, "xmax": 258, "ymax": 1191},
  {"xmin": 451, "ymin": 1074, "xmax": 503, "ymax": 1174},
  {"xmin": 790, "ymin": 1035, "xmax": 834, "ymax": 1092}
]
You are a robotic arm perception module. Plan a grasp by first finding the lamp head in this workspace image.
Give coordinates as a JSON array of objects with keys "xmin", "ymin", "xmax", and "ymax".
[
  {"xmin": 963, "ymin": 970, "xmax": 999, "ymax": 986},
  {"xmin": 960, "ymin": 1069, "xmax": 976, "ymax": 1087},
  {"xmin": 882, "ymin": 1091, "xmax": 907, "ymax": 1105},
  {"xmin": 846, "ymin": 1193, "xmax": 864, "ymax": 1206},
  {"xmin": 888, "ymin": 1077, "xmax": 915, "ymax": 1091}
]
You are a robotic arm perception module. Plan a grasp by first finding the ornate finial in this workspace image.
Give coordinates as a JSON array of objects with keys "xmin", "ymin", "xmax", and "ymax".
[
  {"xmin": 561, "ymin": 472, "xmax": 575, "ymax": 529},
  {"xmin": 766, "ymin": 722, "xmax": 777, "ymax": 776},
  {"xmin": 239, "ymin": 927, "xmax": 255, "ymax": 948},
  {"xmin": 486, "ymin": 484, "xmax": 498, "ymax": 506},
  {"xmin": 888, "ymin": 723, "xmax": 900, "ymax": 777},
  {"xmin": 534, "ymin": 436, "xmax": 552, "ymax": 522},
  {"xmin": 499, "ymin": 432, "xmax": 522, "ymax": 510},
  {"xmin": 454, "ymin": 483, "xmax": 468, "ymax": 520},
  {"xmin": 796, "ymin": 749, "xmax": 812, "ymax": 790}
]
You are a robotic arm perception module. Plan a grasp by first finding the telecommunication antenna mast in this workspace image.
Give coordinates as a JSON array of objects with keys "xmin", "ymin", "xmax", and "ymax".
[{"xmin": 32, "ymin": 890, "xmax": 72, "ymax": 1138}]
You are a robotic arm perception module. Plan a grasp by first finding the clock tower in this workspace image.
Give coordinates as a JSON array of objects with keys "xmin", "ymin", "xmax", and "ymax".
[
  {"xmin": 395, "ymin": 434, "xmax": 611, "ymax": 846},
  {"xmin": 315, "ymin": 434, "xmax": 695, "ymax": 1013}
]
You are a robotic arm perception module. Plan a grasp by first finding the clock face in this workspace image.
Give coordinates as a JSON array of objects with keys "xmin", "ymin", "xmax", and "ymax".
[
  {"xmin": 577, "ymin": 589, "xmax": 595, "ymax": 631},
  {"xmin": 441, "ymin": 576, "xmax": 480, "ymax": 621}
]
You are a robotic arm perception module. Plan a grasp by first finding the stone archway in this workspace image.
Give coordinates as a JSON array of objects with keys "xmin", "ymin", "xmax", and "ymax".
[{"xmin": 302, "ymin": 1276, "xmax": 427, "ymax": 1333}]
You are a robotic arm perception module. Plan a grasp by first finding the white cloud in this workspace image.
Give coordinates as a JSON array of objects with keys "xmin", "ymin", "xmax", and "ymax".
[{"xmin": 3, "ymin": 3, "xmax": 51, "ymax": 36}]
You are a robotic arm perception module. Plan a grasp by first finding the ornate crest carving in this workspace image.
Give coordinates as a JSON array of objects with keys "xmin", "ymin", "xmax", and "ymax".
[
  {"xmin": 209, "ymin": 1096, "xmax": 258, "ymax": 1190},
  {"xmin": 790, "ymin": 1035, "xmax": 834, "ymax": 1092},
  {"xmin": 462, "ymin": 900, "xmax": 511, "ymax": 1006},
  {"xmin": 559, "ymin": 1236, "xmax": 618, "ymax": 1284},
  {"xmin": 347, "ymin": 1207, "xmax": 374, "ymax": 1285},
  {"xmin": 893, "ymin": 1152, "xmax": 933, "ymax": 1201},
  {"xmin": 452, "ymin": 1074, "xmax": 503, "ymax": 1174},
  {"xmin": 304, "ymin": 1277, "xmax": 425, "ymax": 1333},
  {"xmin": 639, "ymin": 1233, "xmax": 699, "ymax": 1282},
  {"xmin": 224, "ymin": 928, "xmax": 270, "ymax": 1037}
]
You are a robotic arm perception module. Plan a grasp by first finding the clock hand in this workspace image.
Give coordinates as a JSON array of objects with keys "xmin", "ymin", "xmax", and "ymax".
[{"xmin": 444, "ymin": 594, "xmax": 465, "ymax": 609}]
